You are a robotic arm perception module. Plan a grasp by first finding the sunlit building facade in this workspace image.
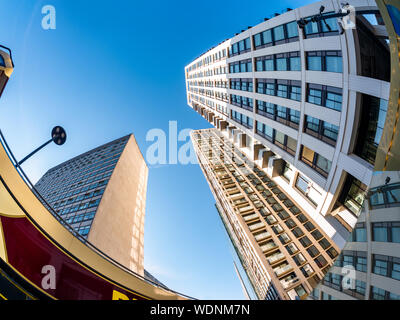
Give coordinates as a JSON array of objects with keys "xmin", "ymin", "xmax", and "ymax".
[
  {"xmin": 186, "ymin": 0, "xmax": 392, "ymax": 299},
  {"xmin": 35, "ymin": 134, "xmax": 148, "ymax": 275},
  {"xmin": 185, "ymin": 0, "xmax": 391, "ymax": 250},
  {"xmin": 192, "ymin": 128, "xmax": 341, "ymax": 299}
]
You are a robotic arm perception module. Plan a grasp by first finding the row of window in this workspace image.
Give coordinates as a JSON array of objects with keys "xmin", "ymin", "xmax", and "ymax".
[
  {"xmin": 304, "ymin": 115, "xmax": 339, "ymax": 146},
  {"xmin": 307, "ymin": 83, "xmax": 342, "ymax": 111},
  {"xmin": 335, "ymin": 250, "xmax": 367, "ymax": 272},
  {"xmin": 231, "ymin": 110, "xmax": 253, "ymax": 129},
  {"xmin": 52, "ymin": 179, "xmax": 108, "ymax": 206},
  {"xmin": 294, "ymin": 173, "xmax": 322, "ymax": 207},
  {"xmin": 229, "ymin": 37, "xmax": 251, "ymax": 56},
  {"xmin": 303, "ymin": 13, "xmax": 340, "ymax": 38},
  {"xmin": 230, "ymin": 78, "xmax": 253, "ymax": 92},
  {"xmin": 351, "ymin": 221, "xmax": 400, "ymax": 243},
  {"xmin": 307, "ymin": 51, "xmax": 342, "ymax": 73},
  {"xmin": 52, "ymin": 188, "xmax": 105, "ymax": 209},
  {"xmin": 255, "ymin": 52, "xmax": 300, "ymax": 72},
  {"xmin": 256, "ymin": 101, "xmax": 300, "ymax": 129},
  {"xmin": 373, "ymin": 254, "xmax": 400, "ymax": 281},
  {"xmin": 369, "ymin": 182, "xmax": 400, "ymax": 209},
  {"xmin": 188, "ymin": 12, "xmax": 341, "ymax": 75},
  {"xmin": 230, "ymin": 94, "xmax": 254, "ymax": 111},
  {"xmin": 57, "ymin": 198, "xmax": 101, "ymax": 215},
  {"xmin": 256, "ymin": 122, "xmax": 297, "ymax": 156},
  {"xmin": 229, "ymin": 59, "xmax": 252, "ymax": 73},
  {"xmin": 228, "ymin": 50, "xmax": 342, "ymax": 74},
  {"xmin": 64, "ymin": 211, "xmax": 96, "ymax": 225},
  {"xmin": 300, "ymin": 145, "xmax": 332, "ymax": 178},
  {"xmin": 253, "ymin": 21, "xmax": 299, "ymax": 49},
  {"xmin": 256, "ymin": 79, "xmax": 301, "ymax": 101},
  {"xmin": 373, "ymin": 222, "xmax": 400, "ymax": 243}
]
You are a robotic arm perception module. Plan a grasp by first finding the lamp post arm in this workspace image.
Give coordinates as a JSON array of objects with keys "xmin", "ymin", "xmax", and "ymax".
[{"xmin": 17, "ymin": 138, "xmax": 53, "ymax": 166}]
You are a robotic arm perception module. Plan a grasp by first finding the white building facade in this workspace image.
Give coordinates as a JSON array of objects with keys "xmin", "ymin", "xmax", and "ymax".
[{"xmin": 185, "ymin": 0, "xmax": 391, "ymax": 251}]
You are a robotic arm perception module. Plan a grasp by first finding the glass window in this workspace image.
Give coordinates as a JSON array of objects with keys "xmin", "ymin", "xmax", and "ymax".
[
  {"xmin": 276, "ymin": 105, "xmax": 287, "ymax": 119},
  {"xmin": 275, "ymin": 131, "xmax": 285, "ymax": 145},
  {"xmin": 307, "ymin": 56, "xmax": 322, "ymax": 71},
  {"xmin": 326, "ymin": 56, "xmax": 342, "ymax": 73},
  {"xmin": 389, "ymin": 292, "xmax": 400, "ymax": 300},
  {"xmin": 276, "ymin": 57, "xmax": 287, "ymax": 71},
  {"xmin": 393, "ymin": 226, "xmax": 400, "ymax": 243},
  {"xmin": 304, "ymin": 21, "xmax": 319, "ymax": 35},
  {"xmin": 245, "ymin": 38, "xmax": 251, "ymax": 51},
  {"xmin": 296, "ymin": 175, "xmax": 309, "ymax": 194},
  {"xmin": 392, "ymin": 262, "xmax": 400, "ymax": 280},
  {"xmin": 290, "ymin": 86, "xmax": 301, "ymax": 101},
  {"xmin": 322, "ymin": 17, "xmax": 339, "ymax": 32},
  {"xmin": 277, "ymin": 84, "xmax": 288, "ymax": 98},
  {"xmin": 254, "ymin": 33, "xmax": 262, "ymax": 47},
  {"xmin": 316, "ymin": 154, "xmax": 332, "ymax": 174},
  {"xmin": 286, "ymin": 21, "xmax": 298, "ymax": 38},
  {"xmin": 356, "ymin": 257, "xmax": 367, "ymax": 272},
  {"xmin": 247, "ymin": 60, "xmax": 252, "ymax": 72},
  {"xmin": 373, "ymin": 225, "xmax": 388, "ymax": 242},
  {"xmin": 257, "ymin": 81, "xmax": 264, "ymax": 94},
  {"xmin": 354, "ymin": 227, "xmax": 367, "ymax": 242},
  {"xmin": 306, "ymin": 116, "xmax": 319, "ymax": 132},
  {"xmin": 373, "ymin": 258, "xmax": 388, "ymax": 276},
  {"xmin": 289, "ymin": 110, "xmax": 300, "ymax": 125},
  {"xmin": 262, "ymin": 29, "xmax": 272, "ymax": 44},
  {"xmin": 240, "ymin": 61, "xmax": 247, "ymax": 72},
  {"xmin": 283, "ymin": 163, "xmax": 294, "ymax": 181},
  {"xmin": 326, "ymin": 91, "xmax": 342, "ymax": 111},
  {"xmin": 301, "ymin": 145, "xmax": 315, "ymax": 164},
  {"xmin": 266, "ymin": 83, "xmax": 275, "ymax": 95},
  {"xmin": 290, "ymin": 57, "xmax": 301, "ymax": 71},
  {"xmin": 0, "ymin": 54, "xmax": 5, "ymax": 67},
  {"xmin": 371, "ymin": 287, "xmax": 386, "ymax": 300},
  {"xmin": 274, "ymin": 25, "xmax": 285, "ymax": 41},
  {"xmin": 256, "ymin": 58, "xmax": 264, "ymax": 71},
  {"xmin": 322, "ymin": 122, "xmax": 339, "ymax": 141},
  {"xmin": 355, "ymin": 280, "xmax": 366, "ymax": 295},
  {"xmin": 308, "ymin": 88, "xmax": 322, "ymax": 105},
  {"xmin": 239, "ymin": 40, "xmax": 245, "ymax": 52}
]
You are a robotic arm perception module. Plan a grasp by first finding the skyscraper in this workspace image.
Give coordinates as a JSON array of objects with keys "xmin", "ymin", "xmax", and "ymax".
[
  {"xmin": 186, "ymin": 0, "xmax": 394, "ymax": 299},
  {"xmin": 35, "ymin": 134, "xmax": 148, "ymax": 275},
  {"xmin": 192, "ymin": 128, "xmax": 339, "ymax": 299}
]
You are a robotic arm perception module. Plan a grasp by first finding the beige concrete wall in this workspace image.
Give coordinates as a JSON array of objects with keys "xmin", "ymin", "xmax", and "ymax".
[{"xmin": 88, "ymin": 134, "xmax": 148, "ymax": 276}]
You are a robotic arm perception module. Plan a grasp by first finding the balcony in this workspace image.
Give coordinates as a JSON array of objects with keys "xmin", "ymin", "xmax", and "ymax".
[
  {"xmin": 254, "ymin": 230, "xmax": 271, "ymax": 242},
  {"xmin": 248, "ymin": 220, "xmax": 264, "ymax": 231},
  {"xmin": 242, "ymin": 212, "xmax": 258, "ymax": 221},
  {"xmin": 266, "ymin": 251, "xmax": 285, "ymax": 265},
  {"xmin": 273, "ymin": 263, "xmax": 293, "ymax": 277},
  {"xmin": 260, "ymin": 241, "xmax": 278, "ymax": 253}
]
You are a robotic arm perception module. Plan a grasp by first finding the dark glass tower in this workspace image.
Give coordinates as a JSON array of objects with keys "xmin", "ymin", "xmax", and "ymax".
[{"xmin": 35, "ymin": 135, "xmax": 131, "ymax": 238}]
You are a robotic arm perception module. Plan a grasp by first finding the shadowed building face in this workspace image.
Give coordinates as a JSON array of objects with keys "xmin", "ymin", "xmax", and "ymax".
[{"xmin": 35, "ymin": 134, "xmax": 148, "ymax": 275}]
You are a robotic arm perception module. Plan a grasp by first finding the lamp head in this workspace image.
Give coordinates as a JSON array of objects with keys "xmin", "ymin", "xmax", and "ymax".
[{"xmin": 51, "ymin": 126, "xmax": 67, "ymax": 146}]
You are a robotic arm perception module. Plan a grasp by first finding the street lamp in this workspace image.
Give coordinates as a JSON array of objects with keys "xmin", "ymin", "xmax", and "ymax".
[
  {"xmin": 17, "ymin": 126, "xmax": 67, "ymax": 166},
  {"xmin": 297, "ymin": 5, "xmax": 352, "ymax": 35}
]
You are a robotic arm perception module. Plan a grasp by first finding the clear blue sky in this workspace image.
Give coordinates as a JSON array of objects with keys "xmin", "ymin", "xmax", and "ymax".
[{"xmin": 0, "ymin": 0, "xmax": 314, "ymax": 299}]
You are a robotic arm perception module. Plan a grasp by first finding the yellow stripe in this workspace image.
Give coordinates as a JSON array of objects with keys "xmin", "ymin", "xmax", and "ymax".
[
  {"xmin": 0, "ymin": 292, "xmax": 7, "ymax": 300},
  {"xmin": 0, "ymin": 212, "xmax": 26, "ymax": 218}
]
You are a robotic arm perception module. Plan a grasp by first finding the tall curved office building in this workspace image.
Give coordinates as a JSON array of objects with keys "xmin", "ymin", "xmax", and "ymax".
[{"xmin": 186, "ymin": 0, "xmax": 398, "ymax": 299}]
